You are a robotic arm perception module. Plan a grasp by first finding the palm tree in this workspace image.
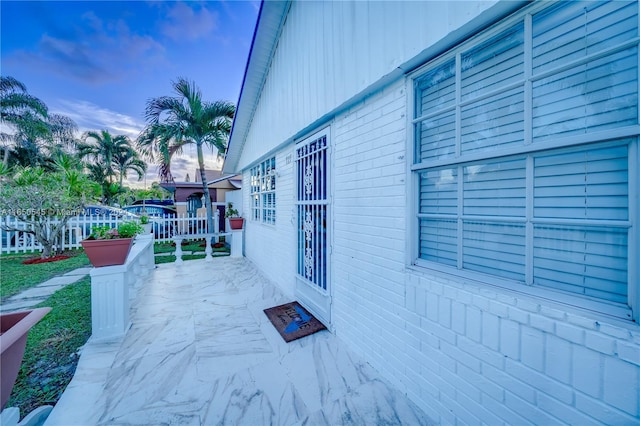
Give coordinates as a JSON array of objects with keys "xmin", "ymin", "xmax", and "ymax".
[
  {"xmin": 138, "ymin": 78, "xmax": 235, "ymax": 233},
  {"xmin": 113, "ymin": 147, "xmax": 147, "ymax": 187},
  {"xmin": 78, "ymin": 130, "xmax": 139, "ymax": 204},
  {"xmin": 0, "ymin": 76, "xmax": 49, "ymax": 166},
  {"xmin": 78, "ymin": 130, "xmax": 133, "ymax": 182}
]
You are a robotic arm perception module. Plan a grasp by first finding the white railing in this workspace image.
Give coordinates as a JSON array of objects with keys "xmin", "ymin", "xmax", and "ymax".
[{"xmin": 1, "ymin": 213, "xmax": 220, "ymax": 253}]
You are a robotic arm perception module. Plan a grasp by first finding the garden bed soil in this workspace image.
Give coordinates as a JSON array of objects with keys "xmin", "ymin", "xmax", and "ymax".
[{"xmin": 22, "ymin": 255, "xmax": 71, "ymax": 265}]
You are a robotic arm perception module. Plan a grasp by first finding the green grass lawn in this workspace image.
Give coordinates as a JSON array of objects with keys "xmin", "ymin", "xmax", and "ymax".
[
  {"xmin": 153, "ymin": 240, "xmax": 230, "ymax": 264},
  {"xmin": 6, "ymin": 277, "xmax": 92, "ymax": 415},
  {"xmin": 0, "ymin": 251, "xmax": 90, "ymax": 301}
]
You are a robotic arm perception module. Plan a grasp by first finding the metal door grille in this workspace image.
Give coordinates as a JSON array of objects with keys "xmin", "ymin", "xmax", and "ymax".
[{"xmin": 296, "ymin": 135, "xmax": 328, "ymax": 290}]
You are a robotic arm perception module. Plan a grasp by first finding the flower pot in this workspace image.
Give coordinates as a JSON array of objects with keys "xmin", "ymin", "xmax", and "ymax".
[
  {"xmin": 81, "ymin": 238, "xmax": 134, "ymax": 267},
  {"xmin": 142, "ymin": 224, "xmax": 152, "ymax": 234},
  {"xmin": 229, "ymin": 217, "xmax": 245, "ymax": 230},
  {"xmin": 1, "ymin": 307, "xmax": 51, "ymax": 409}
]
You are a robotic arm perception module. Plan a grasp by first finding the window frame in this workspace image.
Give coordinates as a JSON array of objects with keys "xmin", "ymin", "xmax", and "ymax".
[
  {"xmin": 249, "ymin": 157, "xmax": 277, "ymax": 225},
  {"xmin": 407, "ymin": 0, "xmax": 639, "ymax": 321}
]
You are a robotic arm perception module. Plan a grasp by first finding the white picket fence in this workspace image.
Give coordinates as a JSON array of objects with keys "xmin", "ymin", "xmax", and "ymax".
[{"xmin": 1, "ymin": 213, "xmax": 220, "ymax": 254}]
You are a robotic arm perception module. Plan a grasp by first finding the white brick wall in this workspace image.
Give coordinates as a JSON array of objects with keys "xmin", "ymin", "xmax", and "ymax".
[
  {"xmin": 329, "ymin": 79, "xmax": 640, "ymax": 424},
  {"xmin": 242, "ymin": 146, "xmax": 297, "ymax": 298},
  {"xmin": 241, "ymin": 78, "xmax": 640, "ymax": 424}
]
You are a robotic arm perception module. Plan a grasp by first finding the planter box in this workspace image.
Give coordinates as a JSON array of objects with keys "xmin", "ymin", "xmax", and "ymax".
[
  {"xmin": 1, "ymin": 308, "xmax": 51, "ymax": 409},
  {"xmin": 229, "ymin": 218, "xmax": 245, "ymax": 230},
  {"xmin": 81, "ymin": 238, "xmax": 134, "ymax": 267}
]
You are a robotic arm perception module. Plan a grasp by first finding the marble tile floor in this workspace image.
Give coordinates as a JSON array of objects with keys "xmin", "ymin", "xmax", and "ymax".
[{"xmin": 45, "ymin": 257, "xmax": 432, "ymax": 426}]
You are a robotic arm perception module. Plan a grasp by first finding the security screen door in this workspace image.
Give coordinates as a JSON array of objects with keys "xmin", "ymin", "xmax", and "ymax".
[{"xmin": 295, "ymin": 129, "xmax": 331, "ymax": 326}]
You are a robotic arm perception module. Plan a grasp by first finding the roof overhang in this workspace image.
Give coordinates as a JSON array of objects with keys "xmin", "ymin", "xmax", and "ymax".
[
  {"xmin": 223, "ymin": 0, "xmax": 291, "ymax": 174},
  {"xmin": 223, "ymin": 0, "xmax": 528, "ymax": 174}
]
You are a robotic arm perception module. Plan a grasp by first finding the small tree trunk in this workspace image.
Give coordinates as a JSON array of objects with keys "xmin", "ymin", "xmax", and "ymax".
[{"xmin": 196, "ymin": 142, "xmax": 214, "ymax": 234}]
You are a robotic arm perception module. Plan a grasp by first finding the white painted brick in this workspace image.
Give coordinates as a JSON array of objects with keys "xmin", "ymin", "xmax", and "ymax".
[
  {"xmin": 465, "ymin": 306, "xmax": 481, "ymax": 342},
  {"xmin": 507, "ymin": 306, "xmax": 529, "ymax": 325},
  {"xmin": 575, "ymin": 392, "xmax": 639, "ymax": 425},
  {"xmin": 505, "ymin": 359, "xmax": 574, "ymax": 404},
  {"xmin": 545, "ymin": 334, "xmax": 572, "ymax": 384},
  {"xmin": 489, "ymin": 299, "xmax": 509, "ymax": 318},
  {"xmin": 425, "ymin": 292, "xmax": 438, "ymax": 322},
  {"xmin": 521, "ymin": 326, "xmax": 545, "ymax": 372},
  {"xmin": 482, "ymin": 312, "xmax": 500, "ymax": 351},
  {"xmin": 483, "ymin": 362, "xmax": 535, "ymax": 403},
  {"xmin": 458, "ymin": 337, "xmax": 505, "ymax": 370},
  {"xmin": 480, "ymin": 392, "xmax": 529, "ymax": 425},
  {"xmin": 540, "ymin": 305, "xmax": 566, "ymax": 320},
  {"xmin": 500, "ymin": 319, "xmax": 520, "ymax": 360},
  {"xmin": 415, "ymin": 287, "xmax": 426, "ymax": 316},
  {"xmin": 537, "ymin": 393, "xmax": 602, "ymax": 426},
  {"xmin": 617, "ymin": 341, "xmax": 640, "ymax": 366},
  {"xmin": 496, "ymin": 293, "xmax": 517, "ymax": 306},
  {"xmin": 504, "ymin": 392, "xmax": 559, "ymax": 425},
  {"xmin": 598, "ymin": 323, "xmax": 632, "ymax": 340},
  {"xmin": 405, "ymin": 284, "xmax": 416, "ymax": 312},
  {"xmin": 440, "ymin": 340, "xmax": 481, "ymax": 373},
  {"xmin": 516, "ymin": 298, "xmax": 540, "ymax": 313},
  {"xmin": 603, "ymin": 356, "xmax": 639, "ymax": 416},
  {"xmin": 530, "ymin": 313, "xmax": 555, "ymax": 333},
  {"xmin": 556, "ymin": 322, "xmax": 585, "ymax": 345},
  {"xmin": 456, "ymin": 289, "xmax": 473, "ymax": 305},
  {"xmin": 572, "ymin": 345, "xmax": 602, "ymax": 398},
  {"xmin": 472, "ymin": 293, "xmax": 490, "ymax": 311},
  {"xmin": 451, "ymin": 301, "xmax": 465, "ymax": 335},
  {"xmin": 449, "ymin": 392, "xmax": 482, "ymax": 425},
  {"xmin": 442, "ymin": 285, "xmax": 457, "ymax": 300},
  {"xmin": 460, "ymin": 393, "xmax": 503, "ymax": 426},
  {"xmin": 431, "ymin": 322, "xmax": 456, "ymax": 346},
  {"xmin": 457, "ymin": 363, "xmax": 504, "ymax": 402},
  {"xmin": 566, "ymin": 313, "xmax": 599, "ymax": 330},
  {"xmin": 438, "ymin": 297, "xmax": 451, "ymax": 328},
  {"xmin": 585, "ymin": 330, "xmax": 616, "ymax": 355}
]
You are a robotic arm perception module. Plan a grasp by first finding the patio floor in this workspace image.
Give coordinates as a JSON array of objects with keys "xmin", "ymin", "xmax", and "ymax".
[{"xmin": 45, "ymin": 257, "xmax": 431, "ymax": 425}]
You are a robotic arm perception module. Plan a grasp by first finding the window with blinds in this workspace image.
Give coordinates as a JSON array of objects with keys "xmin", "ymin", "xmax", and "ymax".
[
  {"xmin": 249, "ymin": 157, "xmax": 276, "ymax": 224},
  {"xmin": 412, "ymin": 0, "xmax": 637, "ymax": 314}
]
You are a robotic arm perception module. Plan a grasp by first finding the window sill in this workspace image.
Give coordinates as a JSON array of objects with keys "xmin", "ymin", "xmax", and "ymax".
[{"xmin": 407, "ymin": 260, "xmax": 635, "ymax": 325}]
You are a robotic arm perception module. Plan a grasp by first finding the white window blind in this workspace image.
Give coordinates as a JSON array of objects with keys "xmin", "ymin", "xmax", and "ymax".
[{"xmin": 413, "ymin": 0, "xmax": 637, "ymax": 313}]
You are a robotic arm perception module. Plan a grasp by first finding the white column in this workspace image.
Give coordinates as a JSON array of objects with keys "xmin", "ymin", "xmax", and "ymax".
[
  {"xmin": 90, "ymin": 265, "xmax": 129, "ymax": 340},
  {"xmin": 230, "ymin": 229, "xmax": 243, "ymax": 258}
]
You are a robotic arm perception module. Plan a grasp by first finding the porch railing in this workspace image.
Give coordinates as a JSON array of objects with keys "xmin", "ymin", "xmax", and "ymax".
[{"xmin": 0, "ymin": 212, "xmax": 220, "ymax": 254}]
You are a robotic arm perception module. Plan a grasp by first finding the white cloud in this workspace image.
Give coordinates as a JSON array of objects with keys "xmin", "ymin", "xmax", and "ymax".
[
  {"xmin": 54, "ymin": 99, "xmax": 144, "ymax": 139},
  {"xmin": 52, "ymin": 99, "xmax": 224, "ymax": 189},
  {"xmin": 161, "ymin": 3, "xmax": 218, "ymax": 41}
]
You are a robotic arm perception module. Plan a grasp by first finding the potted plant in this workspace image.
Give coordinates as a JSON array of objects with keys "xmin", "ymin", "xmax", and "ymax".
[
  {"xmin": 140, "ymin": 215, "xmax": 152, "ymax": 234},
  {"xmin": 80, "ymin": 221, "xmax": 143, "ymax": 267},
  {"xmin": 225, "ymin": 202, "xmax": 244, "ymax": 230}
]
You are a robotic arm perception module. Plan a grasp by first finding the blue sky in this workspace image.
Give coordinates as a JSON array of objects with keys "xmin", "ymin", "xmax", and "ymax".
[{"xmin": 1, "ymin": 0, "xmax": 259, "ymax": 187}]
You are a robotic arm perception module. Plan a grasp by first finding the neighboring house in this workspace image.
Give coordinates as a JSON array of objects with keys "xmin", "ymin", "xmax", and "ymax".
[
  {"xmin": 161, "ymin": 169, "xmax": 241, "ymax": 219},
  {"xmin": 223, "ymin": 1, "xmax": 639, "ymax": 424}
]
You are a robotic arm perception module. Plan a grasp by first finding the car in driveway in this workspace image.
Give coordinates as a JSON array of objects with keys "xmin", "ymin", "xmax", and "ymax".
[{"xmin": 122, "ymin": 204, "xmax": 176, "ymax": 238}]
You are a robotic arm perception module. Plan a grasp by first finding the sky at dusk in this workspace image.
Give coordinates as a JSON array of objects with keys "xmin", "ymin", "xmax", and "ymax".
[{"xmin": 1, "ymin": 0, "xmax": 260, "ymax": 187}]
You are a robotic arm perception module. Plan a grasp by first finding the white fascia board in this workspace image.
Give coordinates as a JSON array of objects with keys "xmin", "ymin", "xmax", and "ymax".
[{"xmin": 223, "ymin": 0, "xmax": 291, "ymax": 174}]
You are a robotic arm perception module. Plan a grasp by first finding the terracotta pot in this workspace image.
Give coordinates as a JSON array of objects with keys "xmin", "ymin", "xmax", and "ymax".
[
  {"xmin": 1, "ymin": 307, "xmax": 51, "ymax": 409},
  {"xmin": 81, "ymin": 238, "xmax": 134, "ymax": 267},
  {"xmin": 229, "ymin": 217, "xmax": 245, "ymax": 230}
]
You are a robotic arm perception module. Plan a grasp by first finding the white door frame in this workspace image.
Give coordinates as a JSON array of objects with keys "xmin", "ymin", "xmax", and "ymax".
[{"xmin": 294, "ymin": 126, "xmax": 332, "ymax": 327}]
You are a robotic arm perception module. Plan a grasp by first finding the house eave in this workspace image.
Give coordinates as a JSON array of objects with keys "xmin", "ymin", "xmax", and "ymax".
[{"xmin": 223, "ymin": 0, "xmax": 291, "ymax": 174}]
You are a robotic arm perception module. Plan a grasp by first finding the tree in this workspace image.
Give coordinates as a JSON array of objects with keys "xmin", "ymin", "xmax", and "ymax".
[
  {"xmin": 0, "ymin": 76, "xmax": 49, "ymax": 166},
  {"xmin": 112, "ymin": 147, "xmax": 146, "ymax": 187},
  {"xmin": 78, "ymin": 130, "xmax": 140, "ymax": 204},
  {"xmin": 138, "ymin": 78, "xmax": 234, "ymax": 233},
  {"xmin": 0, "ymin": 162, "xmax": 100, "ymax": 258}
]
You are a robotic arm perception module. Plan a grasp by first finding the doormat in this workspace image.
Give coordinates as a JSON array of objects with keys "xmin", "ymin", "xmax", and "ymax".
[{"xmin": 263, "ymin": 301, "xmax": 326, "ymax": 343}]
